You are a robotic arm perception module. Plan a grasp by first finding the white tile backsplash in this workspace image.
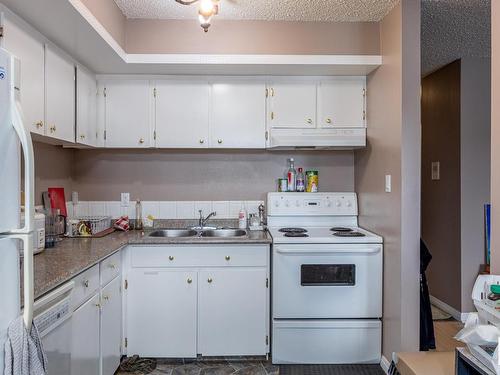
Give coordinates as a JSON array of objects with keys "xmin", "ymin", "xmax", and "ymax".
[{"xmin": 81, "ymin": 200, "xmax": 264, "ymax": 219}]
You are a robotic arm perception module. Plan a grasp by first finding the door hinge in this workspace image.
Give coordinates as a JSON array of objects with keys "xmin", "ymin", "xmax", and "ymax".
[
  {"xmin": 270, "ymin": 112, "xmax": 274, "ymax": 120},
  {"xmin": 362, "ymin": 88, "xmax": 366, "ymax": 97},
  {"xmin": 0, "ymin": 26, "xmax": 4, "ymax": 38},
  {"xmin": 153, "ymin": 130, "xmax": 156, "ymax": 141},
  {"xmin": 265, "ymin": 131, "xmax": 268, "ymax": 141},
  {"xmin": 103, "ymin": 87, "xmax": 107, "ymax": 98},
  {"xmin": 124, "ymin": 279, "xmax": 128, "ymax": 290},
  {"xmin": 104, "ymin": 130, "xmax": 107, "ymax": 140},
  {"xmin": 153, "ymin": 88, "xmax": 157, "ymax": 98},
  {"xmin": 266, "ymin": 336, "xmax": 269, "ymax": 345},
  {"xmin": 265, "ymin": 88, "xmax": 269, "ymax": 98},
  {"xmin": 270, "ymin": 88, "xmax": 274, "ymax": 97},
  {"xmin": 266, "ymin": 278, "xmax": 269, "ymax": 288},
  {"xmin": 363, "ymin": 110, "xmax": 366, "ymax": 121},
  {"xmin": 125, "ymin": 338, "xmax": 128, "ymax": 348}
]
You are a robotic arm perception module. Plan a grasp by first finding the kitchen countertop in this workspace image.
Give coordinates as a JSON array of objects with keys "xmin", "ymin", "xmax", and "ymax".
[{"xmin": 29, "ymin": 227, "xmax": 271, "ymax": 300}]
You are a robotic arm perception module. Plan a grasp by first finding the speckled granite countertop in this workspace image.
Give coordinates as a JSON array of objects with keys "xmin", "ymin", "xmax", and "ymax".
[{"xmin": 30, "ymin": 226, "xmax": 271, "ymax": 300}]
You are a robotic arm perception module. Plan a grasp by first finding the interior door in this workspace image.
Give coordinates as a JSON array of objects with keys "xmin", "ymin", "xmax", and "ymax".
[
  {"xmin": 1, "ymin": 13, "xmax": 45, "ymax": 135},
  {"xmin": 210, "ymin": 81, "xmax": 266, "ymax": 148},
  {"xmin": 104, "ymin": 80, "xmax": 152, "ymax": 148},
  {"xmin": 155, "ymin": 81, "xmax": 209, "ymax": 148},
  {"xmin": 318, "ymin": 78, "xmax": 366, "ymax": 128},
  {"xmin": 268, "ymin": 82, "xmax": 317, "ymax": 128},
  {"xmin": 45, "ymin": 44, "xmax": 75, "ymax": 142},
  {"xmin": 198, "ymin": 268, "xmax": 268, "ymax": 356},
  {"xmin": 71, "ymin": 294, "xmax": 100, "ymax": 375},
  {"xmin": 76, "ymin": 66, "xmax": 97, "ymax": 146},
  {"xmin": 101, "ymin": 277, "xmax": 122, "ymax": 375},
  {"xmin": 126, "ymin": 268, "xmax": 197, "ymax": 357}
]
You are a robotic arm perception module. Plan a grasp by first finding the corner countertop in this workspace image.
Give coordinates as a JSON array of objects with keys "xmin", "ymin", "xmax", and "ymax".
[{"xmin": 30, "ymin": 227, "xmax": 271, "ymax": 300}]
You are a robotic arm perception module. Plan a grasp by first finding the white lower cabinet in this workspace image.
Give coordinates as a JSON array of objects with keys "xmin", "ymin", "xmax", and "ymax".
[
  {"xmin": 126, "ymin": 268, "xmax": 198, "ymax": 357},
  {"xmin": 101, "ymin": 276, "xmax": 122, "ymax": 375},
  {"xmin": 124, "ymin": 245, "xmax": 270, "ymax": 358},
  {"xmin": 71, "ymin": 294, "xmax": 100, "ymax": 375},
  {"xmin": 198, "ymin": 268, "xmax": 268, "ymax": 356}
]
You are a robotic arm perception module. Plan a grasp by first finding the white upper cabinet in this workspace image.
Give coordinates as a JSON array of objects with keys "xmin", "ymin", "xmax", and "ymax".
[
  {"xmin": 103, "ymin": 80, "xmax": 153, "ymax": 148},
  {"xmin": 45, "ymin": 44, "xmax": 75, "ymax": 143},
  {"xmin": 318, "ymin": 78, "xmax": 366, "ymax": 128},
  {"xmin": 76, "ymin": 66, "xmax": 97, "ymax": 146},
  {"xmin": 1, "ymin": 12, "xmax": 45, "ymax": 135},
  {"xmin": 155, "ymin": 81, "xmax": 209, "ymax": 148},
  {"xmin": 268, "ymin": 82, "xmax": 317, "ymax": 128},
  {"xmin": 210, "ymin": 81, "xmax": 266, "ymax": 148}
]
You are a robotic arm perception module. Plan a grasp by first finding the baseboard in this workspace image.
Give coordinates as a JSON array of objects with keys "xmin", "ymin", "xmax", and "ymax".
[
  {"xmin": 380, "ymin": 355, "xmax": 391, "ymax": 374},
  {"xmin": 430, "ymin": 295, "xmax": 469, "ymax": 322}
]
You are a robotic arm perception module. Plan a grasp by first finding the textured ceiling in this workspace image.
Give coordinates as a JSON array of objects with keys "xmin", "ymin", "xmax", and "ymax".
[
  {"xmin": 113, "ymin": 0, "xmax": 399, "ymax": 22},
  {"xmin": 421, "ymin": 0, "xmax": 491, "ymax": 76}
]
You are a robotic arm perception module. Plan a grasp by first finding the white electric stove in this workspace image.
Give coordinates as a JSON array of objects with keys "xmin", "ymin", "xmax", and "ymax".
[{"xmin": 267, "ymin": 192, "xmax": 383, "ymax": 365}]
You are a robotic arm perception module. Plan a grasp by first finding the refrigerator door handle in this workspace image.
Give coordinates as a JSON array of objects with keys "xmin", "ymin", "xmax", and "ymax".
[{"xmin": 7, "ymin": 58, "xmax": 35, "ymax": 234}]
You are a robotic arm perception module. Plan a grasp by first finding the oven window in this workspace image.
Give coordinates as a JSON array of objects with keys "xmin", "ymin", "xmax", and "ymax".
[{"xmin": 301, "ymin": 264, "xmax": 355, "ymax": 286}]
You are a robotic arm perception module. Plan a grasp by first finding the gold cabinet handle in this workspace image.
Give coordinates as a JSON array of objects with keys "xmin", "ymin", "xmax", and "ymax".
[
  {"xmin": 108, "ymin": 264, "xmax": 116, "ymax": 269},
  {"xmin": 49, "ymin": 125, "xmax": 56, "ymax": 133},
  {"xmin": 199, "ymin": 139, "xmax": 205, "ymax": 144},
  {"xmin": 95, "ymin": 303, "xmax": 101, "ymax": 308},
  {"xmin": 217, "ymin": 139, "xmax": 223, "ymax": 144},
  {"xmin": 139, "ymin": 138, "xmax": 145, "ymax": 144},
  {"xmin": 187, "ymin": 278, "xmax": 193, "ymax": 284},
  {"xmin": 169, "ymin": 256, "xmax": 174, "ymax": 261},
  {"xmin": 307, "ymin": 119, "xmax": 313, "ymax": 124},
  {"xmin": 270, "ymin": 88, "xmax": 275, "ymax": 97},
  {"xmin": 326, "ymin": 118, "xmax": 332, "ymax": 124},
  {"xmin": 35, "ymin": 121, "xmax": 43, "ymax": 129},
  {"xmin": 83, "ymin": 280, "xmax": 89, "ymax": 288},
  {"xmin": 80, "ymin": 134, "xmax": 85, "ymax": 139},
  {"xmin": 207, "ymin": 277, "xmax": 213, "ymax": 283},
  {"xmin": 103, "ymin": 295, "xmax": 109, "ymax": 301},
  {"xmin": 225, "ymin": 256, "xmax": 231, "ymax": 261}
]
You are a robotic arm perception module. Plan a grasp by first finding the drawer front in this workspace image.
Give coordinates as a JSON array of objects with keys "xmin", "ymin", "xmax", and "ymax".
[
  {"xmin": 100, "ymin": 251, "xmax": 121, "ymax": 286},
  {"xmin": 72, "ymin": 264, "xmax": 100, "ymax": 310},
  {"xmin": 130, "ymin": 245, "xmax": 269, "ymax": 268}
]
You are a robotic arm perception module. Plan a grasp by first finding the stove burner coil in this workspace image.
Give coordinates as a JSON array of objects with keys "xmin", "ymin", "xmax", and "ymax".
[
  {"xmin": 332, "ymin": 231, "xmax": 366, "ymax": 237},
  {"xmin": 279, "ymin": 228, "xmax": 308, "ymax": 234},
  {"xmin": 284, "ymin": 232, "xmax": 309, "ymax": 238},
  {"xmin": 330, "ymin": 227, "xmax": 353, "ymax": 232}
]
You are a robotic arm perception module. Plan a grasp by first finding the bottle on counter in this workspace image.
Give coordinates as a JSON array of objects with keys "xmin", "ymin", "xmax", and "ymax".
[
  {"xmin": 135, "ymin": 200, "xmax": 143, "ymax": 230},
  {"xmin": 238, "ymin": 205, "xmax": 247, "ymax": 229},
  {"xmin": 296, "ymin": 167, "xmax": 305, "ymax": 192},
  {"xmin": 286, "ymin": 158, "xmax": 296, "ymax": 192}
]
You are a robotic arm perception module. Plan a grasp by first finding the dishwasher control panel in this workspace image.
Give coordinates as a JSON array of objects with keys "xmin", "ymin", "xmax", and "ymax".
[{"xmin": 34, "ymin": 297, "xmax": 71, "ymax": 336}]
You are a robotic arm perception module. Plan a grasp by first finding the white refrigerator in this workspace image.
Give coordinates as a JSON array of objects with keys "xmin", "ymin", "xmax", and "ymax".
[{"xmin": 0, "ymin": 47, "xmax": 36, "ymax": 371}]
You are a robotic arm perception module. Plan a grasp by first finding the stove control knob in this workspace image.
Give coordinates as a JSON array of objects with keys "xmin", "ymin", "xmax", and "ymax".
[
  {"xmin": 295, "ymin": 200, "xmax": 301, "ymax": 207},
  {"xmin": 335, "ymin": 200, "xmax": 341, "ymax": 207},
  {"xmin": 274, "ymin": 200, "xmax": 280, "ymax": 208},
  {"xmin": 346, "ymin": 201, "xmax": 352, "ymax": 207},
  {"xmin": 285, "ymin": 200, "xmax": 290, "ymax": 207},
  {"xmin": 326, "ymin": 200, "xmax": 332, "ymax": 207}
]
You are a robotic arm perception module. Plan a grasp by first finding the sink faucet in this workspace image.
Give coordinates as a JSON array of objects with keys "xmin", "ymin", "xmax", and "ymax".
[{"xmin": 199, "ymin": 210, "xmax": 216, "ymax": 228}]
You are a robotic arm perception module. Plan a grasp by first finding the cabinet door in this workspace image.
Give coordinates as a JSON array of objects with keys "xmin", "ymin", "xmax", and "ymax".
[
  {"xmin": 126, "ymin": 269, "xmax": 197, "ymax": 357},
  {"xmin": 155, "ymin": 81, "xmax": 209, "ymax": 148},
  {"xmin": 101, "ymin": 277, "xmax": 122, "ymax": 375},
  {"xmin": 1, "ymin": 13, "xmax": 45, "ymax": 135},
  {"xmin": 210, "ymin": 81, "xmax": 266, "ymax": 148},
  {"xmin": 198, "ymin": 268, "xmax": 268, "ymax": 356},
  {"xmin": 104, "ymin": 80, "xmax": 152, "ymax": 148},
  {"xmin": 318, "ymin": 78, "xmax": 366, "ymax": 128},
  {"xmin": 71, "ymin": 294, "xmax": 100, "ymax": 375},
  {"xmin": 45, "ymin": 44, "xmax": 75, "ymax": 142},
  {"xmin": 76, "ymin": 66, "xmax": 97, "ymax": 146},
  {"xmin": 268, "ymin": 82, "xmax": 316, "ymax": 128}
]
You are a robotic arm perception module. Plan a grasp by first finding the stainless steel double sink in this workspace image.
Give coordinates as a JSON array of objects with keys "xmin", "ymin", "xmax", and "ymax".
[{"xmin": 148, "ymin": 228, "xmax": 247, "ymax": 238}]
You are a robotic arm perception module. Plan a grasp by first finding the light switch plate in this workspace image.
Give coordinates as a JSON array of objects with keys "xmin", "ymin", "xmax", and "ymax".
[
  {"xmin": 121, "ymin": 193, "xmax": 130, "ymax": 207},
  {"xmin": 431, "ymin": 162, "xmax": 440, "ymax": 180},
  {"xmin": 385, "ymin": 175, "xmax": 392, "ymax": 193}
]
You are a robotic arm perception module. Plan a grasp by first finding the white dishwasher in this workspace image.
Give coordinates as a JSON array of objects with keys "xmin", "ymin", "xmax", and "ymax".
[{"xmin": 33, "ymin": 281, "xmax": 74, "ymax": 375}]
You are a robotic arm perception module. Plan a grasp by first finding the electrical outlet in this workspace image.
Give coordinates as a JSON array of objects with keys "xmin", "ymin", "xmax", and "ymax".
[
  {"xmin": 431, "ymin": 161, "xmax": 440, "ymax": 180},
  {"xmin": 121, "ymin": 193, "xmax": 130, "ymax": 207},
  {"xmin": 385, "ymin": 175, "xmax": 392, "ymax": 193}
]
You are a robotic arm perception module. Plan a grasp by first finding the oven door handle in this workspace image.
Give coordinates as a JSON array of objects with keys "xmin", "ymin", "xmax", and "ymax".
[{"xmin": 275, "ymin": 247, "xmax": 381, "ymax": 255}]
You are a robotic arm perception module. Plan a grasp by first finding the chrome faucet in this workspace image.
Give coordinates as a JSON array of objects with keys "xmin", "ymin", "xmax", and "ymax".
[{"xmin": 198, "ymin": 210, "xmax": 216, "ymax": 228}]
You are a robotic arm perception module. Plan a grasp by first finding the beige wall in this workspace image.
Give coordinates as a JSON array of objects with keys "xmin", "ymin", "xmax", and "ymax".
[
  {"xmin": 355, "ymin": 0, "xmax": 421, "ymax": 357},
  {"xmin": 491, "ymin": 0, "xmax": 500, "ymax": 273},
  {"xmin": 79, "ymin": 0, "xmax": 126, "ymax": 49},
  {"xmin": 71, "ymin": 149, "xmax": 354, "ymax": 201},
  {"xmin": 126, "ymin": 19, "xmax": 380, "ymax": 55},
  {"xmin": 421, "ymin": 61, "xmax": 462, "ymax": 311},
  {"xmin": 33, "ymin": 142, "xmax": 74, "ymax": 205}
]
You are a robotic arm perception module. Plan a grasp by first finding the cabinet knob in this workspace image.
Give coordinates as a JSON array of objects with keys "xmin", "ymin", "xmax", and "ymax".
[
  {"xmin": 169, "ymin": 256, "xmax": 174, "ymax": 261},
  {"xmin": 35, "ymin": 121, "xmax": 43, "ymax": 129},
  {"xmin": 225, "ymin": 256, "xmax": 231, "ymax": 261},
  {"xmin": 217, "ymin": 139, "xmax": 223, "ymax": 144},
  {"xmin": 326, "ymin": 118, "xmax": 332, "ymax": 124},
  {"xmin": 139, "ymin": 138, "xmax": 145, "ymax": 144},
  {"xmin": 207, "ymin": 277, "xmax": 213, "ymax": 283},
  {"xmin": 95, "ymin": 303, "xmax": 101, "ymax": 308},
  {"xmin": 83, "ymin": 280, "xmax": 89, "ymax": 288},
  {"xmin": 187, "ymin": 278, "xmax": 193, "ymax": 284},
  {"xmin": 199, "ymin": 139, "xmax": 205, "ymax": 144},
  {"xmin": 49, "ymin": 125, "xmax": 56, "ymax": 132},
  {"xmin": 80, "ymin": 134, "xmax": 85, "ymax": 139},
  {"xmin": 307, "ymin": 119, "xmax": 313, "ymax": 124}
]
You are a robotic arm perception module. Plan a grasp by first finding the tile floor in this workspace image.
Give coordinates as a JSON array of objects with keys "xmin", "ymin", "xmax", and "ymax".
[{"xmin": 116, "ymin": 358, "xmax": 279, "ymax": 375}]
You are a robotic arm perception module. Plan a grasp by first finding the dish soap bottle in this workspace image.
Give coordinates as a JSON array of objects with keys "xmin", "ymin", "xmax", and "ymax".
[
  {"xmin": 287, "ymin": 158, "xmax": 296, "ymax": 192},
  {"xmin": 296, "ymin": 167, "xmax": 305, "ymax": 192},
  {"xmin": 135, "ymin": 200, "xmax": 143, "ymax": 230},
  {"xmin": 238, "ymin": 205, "xmax": 247, "ymax": 229}
]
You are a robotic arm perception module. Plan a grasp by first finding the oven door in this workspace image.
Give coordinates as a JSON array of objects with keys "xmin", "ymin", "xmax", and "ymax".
[{"xmin": 272, "ymin": 244, "xmax": 382, "ymax": 319}]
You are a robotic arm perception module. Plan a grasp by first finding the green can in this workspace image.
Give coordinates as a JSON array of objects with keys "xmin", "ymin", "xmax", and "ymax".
[
  {"xmin": 278, "ymin": 178, "xmax": 288, "ymax": 192},
  {"xmin": 306, "ymin": 171, "xmax": 319, "ymax": 192}
]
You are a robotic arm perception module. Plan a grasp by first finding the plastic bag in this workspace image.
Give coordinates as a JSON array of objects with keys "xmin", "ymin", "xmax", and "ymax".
[{"xmin": 455, "ymin": 313, "xmax": 500, "ymax": 346}]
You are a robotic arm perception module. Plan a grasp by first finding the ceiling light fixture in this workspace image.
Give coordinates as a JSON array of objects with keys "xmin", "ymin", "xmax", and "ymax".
[{"xmin": 175, "ymin": 0, "xmax": 219, "ymax": 32}]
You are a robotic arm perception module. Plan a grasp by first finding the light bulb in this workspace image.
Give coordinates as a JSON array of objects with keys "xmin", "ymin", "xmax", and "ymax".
[
  {"xmin": 199, "ymin": 0, "xmax": 215, "ymax": 17},
  {"xmin": 198, "ymin": 13, "xmax": 212, "ymax": 32}
]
